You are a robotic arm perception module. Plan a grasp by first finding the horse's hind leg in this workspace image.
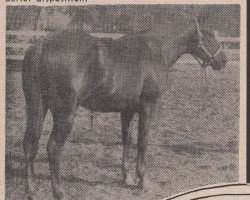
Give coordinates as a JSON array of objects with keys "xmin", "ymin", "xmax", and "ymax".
[
  {"xmin": 23, "ymin": 94, "xmax": 48, "ymax": 200},
  {"xmin": 136, "ymin": 101, "xmax": 155, "ymax": 188},
  {"xmin": 47, "ymin": 104, "xmax": 77, "ymax": 200},
  {"xmin": 121, "ymin": 110, "xmax": 134, "ymax": 186}
]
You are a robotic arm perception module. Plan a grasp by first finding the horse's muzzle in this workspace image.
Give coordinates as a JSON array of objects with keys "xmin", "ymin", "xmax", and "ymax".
[{"xmin": 211, "ymin": 53, "xmax": 227, "ymax": 70}]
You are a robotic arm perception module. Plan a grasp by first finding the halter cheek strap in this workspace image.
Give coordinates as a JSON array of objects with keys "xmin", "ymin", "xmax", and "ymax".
[
  {"xmin": 198, "ymin": 38, "xmax": 223, "ymax": 60},
  {"xmin": 212, "ymin": 45, "xmax": 223, "ymax": 58},
  {"xmin": 194, "ymin": 18, "xmax": 223, "ymax": 68}
]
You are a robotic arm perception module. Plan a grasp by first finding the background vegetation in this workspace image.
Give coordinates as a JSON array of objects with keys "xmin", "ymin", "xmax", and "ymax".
[{"xmin": 7, "ymin": 5, "xmax": 240, "ymax": 36}]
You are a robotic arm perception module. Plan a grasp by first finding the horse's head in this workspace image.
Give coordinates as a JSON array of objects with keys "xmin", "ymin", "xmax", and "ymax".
[{"xmin": 187, "ymin": 21, "xmax": 227, "ymax": 70}]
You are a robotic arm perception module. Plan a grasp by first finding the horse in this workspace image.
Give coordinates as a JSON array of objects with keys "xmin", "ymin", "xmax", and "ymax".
[{"xmin": 22, "ymin": 19, "xmax": 227, "ymax": 199}]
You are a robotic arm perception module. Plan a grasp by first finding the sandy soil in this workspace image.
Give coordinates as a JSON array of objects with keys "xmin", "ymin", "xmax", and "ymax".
[{"xmin": 5, "ymin": 60, "xmax": 239, "ymax": 200}]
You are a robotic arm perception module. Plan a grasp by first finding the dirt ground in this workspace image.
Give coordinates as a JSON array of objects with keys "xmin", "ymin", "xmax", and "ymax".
[{"xmin": 5, "ymin": 59, "xmax": 239, "ymax": 200}]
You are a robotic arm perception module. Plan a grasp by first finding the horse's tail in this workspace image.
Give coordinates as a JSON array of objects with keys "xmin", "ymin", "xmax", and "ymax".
[
  {"xmin": 22, "ymin": 40, "xmax": 43, "ymax": 93},
  {"xmin": 22, "ymin": 39, "xmax": 63, "ymax": 113},
  {"xmin": 22, "ymin": 40, "xmax": 45, "ymax": 119}
]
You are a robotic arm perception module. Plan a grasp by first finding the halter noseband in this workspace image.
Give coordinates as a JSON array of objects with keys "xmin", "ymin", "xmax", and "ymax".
[{"xmin": 194, "ymin": 18, "xmax": 223, "ymax": 68}]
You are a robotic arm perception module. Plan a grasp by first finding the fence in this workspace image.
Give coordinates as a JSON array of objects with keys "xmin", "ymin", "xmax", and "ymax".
[{"xmin": 6, "ymin": 30, "xmax": 240, "ymax": 62}]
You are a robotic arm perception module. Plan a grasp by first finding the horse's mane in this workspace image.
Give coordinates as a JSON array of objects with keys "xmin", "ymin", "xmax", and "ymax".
[{"xmin": 201, "ymin": 29, "xmax": 215, "ymax": 37}]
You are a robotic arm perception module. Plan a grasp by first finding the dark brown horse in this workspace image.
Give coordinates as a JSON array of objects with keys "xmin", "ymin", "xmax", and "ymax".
[{"xmin": 22, "ymin": 20, "xmax": 227, "ymax": 199}]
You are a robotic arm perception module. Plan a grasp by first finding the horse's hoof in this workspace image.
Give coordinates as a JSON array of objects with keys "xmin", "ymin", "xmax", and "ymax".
[
  {"xmin": 124, "ymin": 174, "xmax": 135, "ymax": 186},
  {"xmin": 53, "ymin": 189, "xmax": 65, "ymax": 200},
  {"xmin": 123, "ymin": 173, "xmax": 143, "ymax": 189},
  {"xmin": 27, "ymin": 193, "xmax": 36, "ymax": 200},
  {"xmin": 53, "ymin": 192, "xmax": 64, "ymax": 200},
  {"xmin": 60, "ymin": 196, "xmax": 68, "ymax": 200}
]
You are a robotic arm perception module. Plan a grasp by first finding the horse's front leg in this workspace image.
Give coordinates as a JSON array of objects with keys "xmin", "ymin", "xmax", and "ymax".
[
  {"xmin": 121, "ymin": 110, "xmax": 134, "ymax": 186},
  {"xmin": 136, "ymin": 101, "xmax": 155, "ymax": 188},
  {"xmin": 47, "ymin": 107, "xmax": 76, "ymax": 200}
]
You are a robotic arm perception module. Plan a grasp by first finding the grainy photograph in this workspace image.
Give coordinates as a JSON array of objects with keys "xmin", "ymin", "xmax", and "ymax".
[{"xmin": 5, "ymin": 4, "xmax": 241, "ymax": 200}]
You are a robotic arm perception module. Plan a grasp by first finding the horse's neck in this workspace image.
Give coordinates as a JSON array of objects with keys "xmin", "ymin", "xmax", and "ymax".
[
  {"xmin": 165, "ymin": 50, "xmax": 183, "ymax": 67},
  {"xmin": 164, "ymin": 29, "xmax": 195, "ymax": 68}
]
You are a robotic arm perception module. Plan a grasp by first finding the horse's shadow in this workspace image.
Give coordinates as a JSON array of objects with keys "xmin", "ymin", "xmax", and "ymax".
[{"xmin": 5, "ymin": 152, "xmax": 139, "ymax": 189}]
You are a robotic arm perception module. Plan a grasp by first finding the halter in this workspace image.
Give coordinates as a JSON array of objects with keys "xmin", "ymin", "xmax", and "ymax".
[{"xmin": 193, "ymin": 18, "xmax": 223, "ymax": 68}]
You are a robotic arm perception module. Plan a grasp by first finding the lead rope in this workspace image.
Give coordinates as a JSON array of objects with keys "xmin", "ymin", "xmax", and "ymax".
[
  {"xmin": 202, "ymin": 67, "xmax": 209, "ymax": 92},
  {"xmin": 193, "ymin": 18, "xmax": 210, "ymax": 110},
  {"xmin": 193, "ymin": 57, "xmax": 210, "ymax": 113},
  {"xmin": 89, "ymin": 110, "xmax": 94, "ymax": 131}
]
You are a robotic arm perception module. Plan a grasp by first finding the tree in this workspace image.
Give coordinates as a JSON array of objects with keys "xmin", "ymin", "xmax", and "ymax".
[{"xmin": 7, "ymin": 6, "xmax": 42, "ymax": 30}]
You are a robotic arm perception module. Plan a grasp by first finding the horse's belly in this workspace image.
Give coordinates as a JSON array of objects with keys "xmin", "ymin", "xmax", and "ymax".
[
  {"xmin": 78, "ymin": 93, "xmax": 140, "ymax": 112},
  {"xmin": 77, "ymin": 65, "xmax": 143, "ymax": 112}
]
